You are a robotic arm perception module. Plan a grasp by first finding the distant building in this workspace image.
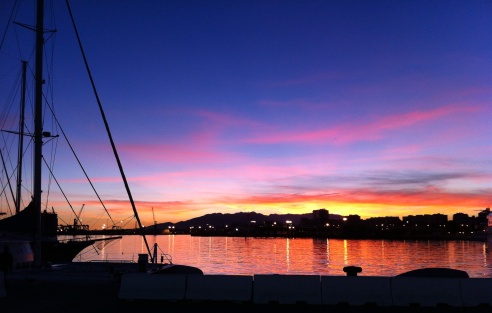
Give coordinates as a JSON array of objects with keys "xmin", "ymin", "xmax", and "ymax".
[
  {"xmin": 478, "ymin": 208, "xmax": 491, "ymax": 221},
  {"xmin": 453, "ymin": 213, "xmax": 470, "ymax": 225},
  {"xmin": 313, "ymin": 209, "xmax": 330, "ymax": 227},
  {"xmin": 365, "ymin": 216, "xmax": 401, "ymax": 227},
  {"xmin": 299, "ymin": 217, "xmax": 313, "ymax": 227},
  {"xmin": 346, "ymin": 215, "xmax": 361, "ymax": 223},
  {"xmin": 478, "ymin": 208, "xmax": 491, "ymax": 230},
  {"xmin": 403, "ymin": 214, "xmax": 447, "ymax": 227}
]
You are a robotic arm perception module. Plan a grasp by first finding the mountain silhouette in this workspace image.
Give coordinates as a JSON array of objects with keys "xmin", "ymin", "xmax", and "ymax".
[{"xmin": 150, "ymin": 211, "xmax": 342, "ymax": 233}]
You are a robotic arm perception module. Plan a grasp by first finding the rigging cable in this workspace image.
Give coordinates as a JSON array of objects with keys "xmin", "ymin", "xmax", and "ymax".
[
  {"xmin": 0, "ymin": 145, "xmax": 16, "ymax": 213},
  {"xmin": 0, "ymin": 149, "xmax": 14, "ymax": 216},
  {"xmin": 42, "ymin": 156, "xmax": 79, "ymax": 221},
  {"xmin": 66, "ymin": 0, "xmax": 152, "ymax": 258},
  {"xmin": 0, "ymin": 0, "xmax": 19, "ymax": 51},
  {"xmin": 44, "ymin": 99, "xmax": 116, "ymax": 226},
  {"xmin": 39, "ymin": 3, "xmax": 114, "ymax": 223},
  {"xmin": 0, "ymin": 68, "xmax": 22, "ymax": 214}
]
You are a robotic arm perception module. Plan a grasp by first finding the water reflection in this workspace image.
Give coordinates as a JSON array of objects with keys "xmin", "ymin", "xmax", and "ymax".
[
  {"xmin": 485, "ymin": 245, "xmax": 492, "ymax": 277},
  {"xmin": 312, "ymin": 239, "xmax": 329, "ymax": 274},
  {"xmin": 286, "ymin": 238, "xmax": 290, "ymax": 272},
  {"xmin": 74, "ymin": 235, "xmax": 492, "ymax": 277}
]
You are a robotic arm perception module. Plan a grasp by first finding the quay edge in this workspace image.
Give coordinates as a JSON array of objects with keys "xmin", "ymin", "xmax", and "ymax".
[{"xmin": 2, "ymin": 263, "xmax": 492, "ymax": 312}]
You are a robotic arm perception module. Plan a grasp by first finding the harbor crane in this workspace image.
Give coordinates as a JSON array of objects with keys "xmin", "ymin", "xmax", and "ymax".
[
  {"xmin": 152, "ymin": 207, "xmax": 157, "ymax": 226},
  {"xmin": 75, "ymin": 204, "xmax": 85, "ymax": 226},
  {"xmin": 152, "ymin": 207, "xmax": 157, "ymax": 235}
]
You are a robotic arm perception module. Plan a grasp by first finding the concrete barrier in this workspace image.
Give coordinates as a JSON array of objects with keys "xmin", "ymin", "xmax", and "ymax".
[
  {"xmin": 0, "ymin": 272, "xmax": 5, "ymax": 298},
  {"xmin": 391, "ymin": 277, "xmax": 462, "ymax": 307},
  {"xmin": 116, "ymin": 272, "xmax": 492, "ymax": 307},
  {"xmin": 118, "ymin": 273, "xmax": 187, "ymax": 300},
  {"xmin": 185, "ymin": 274, "xmax": 253, "ymax": 302},
  {"xmin": 253, "ymin": 274, "xmax": 321, "ymax": 304},
  {"xmin": 321, "ymin": 276, "xmax": 392, "ymax": 306},
  {"xmin": 460, "ymin": 278, "xmax": 492, "ymax": 307}
]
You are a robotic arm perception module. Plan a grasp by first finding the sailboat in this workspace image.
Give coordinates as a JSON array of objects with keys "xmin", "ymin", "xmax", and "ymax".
[
  {"xmin": 0, "ymin": 83, "xmax": 117, "ymax": 262},
  {"xmin": 0, "ymin": 35, "xmax": 120, "ymax": 268},
  {"xmin": 0, "ymin": 0, "xmax": 202, "ymax": 274},
  {"xmin": 0, "ymin": 0, "xmax": 121, "ymax": 266}
]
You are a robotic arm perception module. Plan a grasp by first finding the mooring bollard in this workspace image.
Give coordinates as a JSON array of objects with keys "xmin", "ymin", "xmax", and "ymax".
[{"xmin": 343, "ymin": 266, "xmax": 362, "ymax": 276}]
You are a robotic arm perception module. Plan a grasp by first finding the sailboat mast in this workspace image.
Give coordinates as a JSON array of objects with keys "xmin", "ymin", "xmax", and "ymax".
[
  {"xmin": 15, "ymin": 61, "xmax": 27, "ymax": 214},
  {"xmin": 66, "ymin": 0, "xmax": 152, "ymax": 259},
  {"xmin": 33, "ymin": 0, "xmax": 45, "ymax": 267}
]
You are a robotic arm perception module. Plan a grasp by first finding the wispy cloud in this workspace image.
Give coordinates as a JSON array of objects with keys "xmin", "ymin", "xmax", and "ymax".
[
  {"xmin": 243, "ymin": 104, "xmax": 479, "ymax": 145},
  {"xmin": 119, "ymin": 143, "xmax": 234, "ymax": 164},
  {"xmin": 54, "ymin": 160, "xmax": 492, "ymax": 226}
]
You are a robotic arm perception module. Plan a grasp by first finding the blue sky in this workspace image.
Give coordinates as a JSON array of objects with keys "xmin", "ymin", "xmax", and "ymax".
[{"xmin": 0, "ymin": 0, "xmax": 491, "ymax": 228}]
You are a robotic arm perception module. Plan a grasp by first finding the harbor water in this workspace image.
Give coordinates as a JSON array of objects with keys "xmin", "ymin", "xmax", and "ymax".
[{"xmin": 70, "ymin": 235, "xmax": 492, "ymax": 278}]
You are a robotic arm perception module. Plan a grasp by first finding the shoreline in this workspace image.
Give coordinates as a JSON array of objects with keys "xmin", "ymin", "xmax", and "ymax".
[{"xmin": 71, "ymin": 232, "xmax": 487, "ymax": 243}]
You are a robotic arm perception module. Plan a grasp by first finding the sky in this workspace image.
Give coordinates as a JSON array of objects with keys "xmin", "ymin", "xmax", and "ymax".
[{"xmin": 0, "ymin": 0, "xmax": 491, "ymax": 229}]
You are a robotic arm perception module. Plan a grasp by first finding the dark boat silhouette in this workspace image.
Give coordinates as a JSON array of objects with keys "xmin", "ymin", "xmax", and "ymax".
[{"xmin": 1, "ymin": 0, "xmax": 200, "ymax": 274}]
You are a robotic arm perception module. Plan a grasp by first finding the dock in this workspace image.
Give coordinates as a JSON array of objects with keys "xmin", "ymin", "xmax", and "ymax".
[{"xmin": 1, "ymin": 263, "xmax": 492, "ymax": 313}]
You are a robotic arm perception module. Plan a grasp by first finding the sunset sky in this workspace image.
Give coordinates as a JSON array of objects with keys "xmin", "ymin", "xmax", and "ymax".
[{"xmin": 0, "ymin": 0, "xmax": 491, "ymax": 229}]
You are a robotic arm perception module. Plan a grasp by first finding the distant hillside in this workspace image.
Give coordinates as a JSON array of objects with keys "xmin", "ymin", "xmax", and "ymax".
[{"xmin": 152, "ymin": 211, "xmax": 342, "ymax": 232}]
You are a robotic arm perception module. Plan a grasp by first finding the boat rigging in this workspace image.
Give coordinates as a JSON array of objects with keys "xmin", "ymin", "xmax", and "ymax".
[{"xmin": 0, "ymin": 0, "xmax": 202, "ymax": 274}]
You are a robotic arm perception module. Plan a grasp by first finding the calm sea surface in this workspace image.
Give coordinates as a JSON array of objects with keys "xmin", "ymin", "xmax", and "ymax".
[{"xmin": 70, "ymin": 235, "xmax": 492, "ymax": 278}]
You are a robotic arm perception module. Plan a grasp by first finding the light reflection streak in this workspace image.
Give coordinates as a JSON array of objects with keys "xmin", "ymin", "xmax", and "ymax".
[
  {"xmin": 325, "ymin": 239, "xmax": 330, "ymax": 271},
  {"xmin": 286, "ymin": 238, "xmax": 290, "ymax": 272},
  {"xmin": 273, "ymin": 241, "xmax": 277, "ymax": 267},
  {"xmin": 343, "ymin": 239, "xmax": 348, "ymax": 265},
  {"xmin": 482, "ymin": 243, "xmax": 487, "ymax": 268}
]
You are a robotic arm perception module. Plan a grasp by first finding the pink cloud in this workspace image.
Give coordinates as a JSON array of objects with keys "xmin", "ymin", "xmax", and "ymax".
[
  {"xmin": 244, "ymin": 104, "xmax": 480, "ymax": 145},
  {"xmin": 117, "ymin": 142, "xmax": 240, "ymax": 165},
  {"xmin": 127, "ymin": 156, "xmax": 339, "ymax": 185},
  {"xmin": 109, "ymin": 110, "xmax": 265, "ymax": 165}
]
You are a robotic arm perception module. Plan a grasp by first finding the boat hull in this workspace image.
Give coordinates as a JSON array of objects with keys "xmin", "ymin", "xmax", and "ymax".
[
  {"xmin": 0, "ymin": 240, "xmax": 33, "ymax": 269},
  {"xmin": 148, "ymin": 264, "xmax": 203, "ymax": 275},
  {"xmin": 0, "ymin": 202, "xmax": 122, "ymax": 264},
  {"xmin": 41, "ymin": 240, "xmax": 96, "ymax": 264}
]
